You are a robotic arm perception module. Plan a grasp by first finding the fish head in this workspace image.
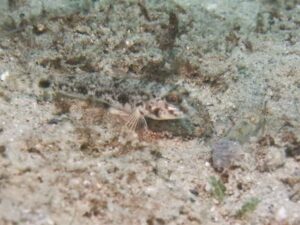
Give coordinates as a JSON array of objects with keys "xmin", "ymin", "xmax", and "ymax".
[{"xmin": 142, "ymin": 99, "xmax": 186, "ymax": 120}]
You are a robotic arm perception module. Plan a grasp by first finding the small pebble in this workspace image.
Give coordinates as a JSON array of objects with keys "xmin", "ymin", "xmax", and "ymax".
[
  {"xmin": 275, "ymin": 207, "xmax": 287, "ymax": 222},
  {"xmin": 258, "ymin": 146, "xmax": 285, "ymax": 172},
  {"xmin": 33, "ymin": 23, "xmax": 47, "ymax": 34}
]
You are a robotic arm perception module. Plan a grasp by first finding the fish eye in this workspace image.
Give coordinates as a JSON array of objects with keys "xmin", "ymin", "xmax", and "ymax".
[
  {"xmin": 168, "ymin": 109, "xmax": 175, "ymax": 115},
  {"xmin": 153, "ymin": 108, "xmax": 160, "ymax": 117}
]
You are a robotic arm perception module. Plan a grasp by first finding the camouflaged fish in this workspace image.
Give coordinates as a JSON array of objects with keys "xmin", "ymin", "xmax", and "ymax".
[{"xmin": 52, "ymin": 73, "xmax": 187, "ymax": 130}]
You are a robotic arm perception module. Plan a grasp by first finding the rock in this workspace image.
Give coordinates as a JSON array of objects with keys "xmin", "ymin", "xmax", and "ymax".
[
  {"xmin": 211, "ymin": 138, "xmax": 242, "ymax": 171},
  {"xmin": 257, "ymin": 146, "xmax": 286, "ymax": 172}
]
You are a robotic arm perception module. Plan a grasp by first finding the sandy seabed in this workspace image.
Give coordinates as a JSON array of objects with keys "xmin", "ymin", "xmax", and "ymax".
[{"xmin": 0, "ymin": 0, "xmax": 300, "ymax": 224}]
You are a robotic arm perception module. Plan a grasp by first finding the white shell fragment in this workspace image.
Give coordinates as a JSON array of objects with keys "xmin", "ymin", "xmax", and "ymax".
[{"xmin": 0, "ymin": 70, "xmax": 10, "ymax": 81}]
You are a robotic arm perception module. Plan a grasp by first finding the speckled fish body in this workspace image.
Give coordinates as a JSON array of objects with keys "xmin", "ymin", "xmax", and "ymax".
[{"xmin": 52, "ymin": 73, "xmax": 185, "ymax": 120}]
